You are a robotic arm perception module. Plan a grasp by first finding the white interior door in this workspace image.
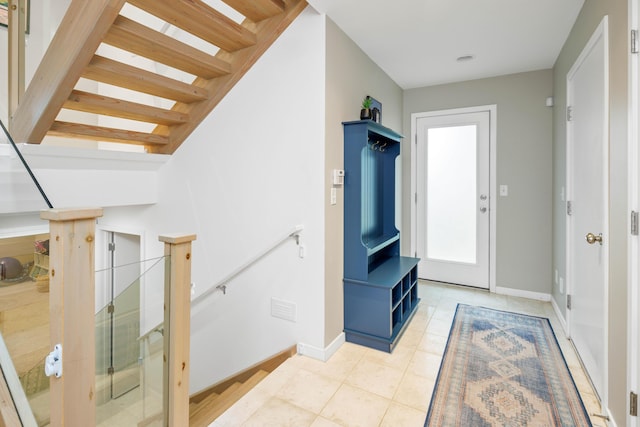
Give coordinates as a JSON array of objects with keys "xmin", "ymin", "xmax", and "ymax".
[
  {"xmin": 416, "ymin": 109, "xmax": 491, "ymax": 288},
  {"xmin": 110, "ymin": 232, "xmax": 141, "ymax": 398},
  {"xmin": 96, "ymin": 230, "xmax": 141, "ymax": 400},
  {"xmin": 566, "ymin": 16, "xmax": 608, "ymax": 403}
]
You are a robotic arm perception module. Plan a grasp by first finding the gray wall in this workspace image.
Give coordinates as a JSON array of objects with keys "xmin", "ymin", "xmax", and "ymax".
[
  {"xmin": 325, "ymin": 18, "xmax": 403, "ymax": 346},
  {"xmin": 403, "ymin": 70, "xmax": 554, "ymax": 295},
  {"xmin": 552, "ymin": 0, "xmax": 628, "ymax": 423}
]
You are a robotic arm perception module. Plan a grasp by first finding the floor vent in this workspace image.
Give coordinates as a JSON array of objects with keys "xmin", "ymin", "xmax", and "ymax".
[{"xmin": 271, "ymin": 297, "xmax": 297, "ymax": 322}]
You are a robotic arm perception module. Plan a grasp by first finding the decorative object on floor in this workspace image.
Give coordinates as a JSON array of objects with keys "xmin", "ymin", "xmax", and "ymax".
[{"xmin": 425, "ymin": 304, "xmax": 592, "ymax": 426}]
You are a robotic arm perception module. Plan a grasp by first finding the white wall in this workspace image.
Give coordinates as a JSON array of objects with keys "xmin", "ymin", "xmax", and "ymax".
[
  {"xmin": 94, "ymin": 7, "xmax": 326, "ymax": 393},
  {"xmin": 0, "ymin": 143, "xmax": 166, "ymax": 214}
]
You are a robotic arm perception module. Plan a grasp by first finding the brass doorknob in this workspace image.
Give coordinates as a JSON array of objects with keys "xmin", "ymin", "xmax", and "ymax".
[{"xmin": 585, "ymin": 232, "xmax": 603, "ymax": 245}]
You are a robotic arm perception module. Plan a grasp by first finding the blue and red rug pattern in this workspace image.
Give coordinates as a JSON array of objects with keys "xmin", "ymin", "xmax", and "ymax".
[{"xmin": 425, "ymin": 304, "xmax": 592, "ymax": 426}]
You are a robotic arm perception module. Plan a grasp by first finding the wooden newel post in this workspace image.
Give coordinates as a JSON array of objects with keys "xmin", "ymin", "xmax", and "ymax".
[
  {"xmin": 159, "ymin": 234, "xmax": 196, "ymax": 427},
  {"xmin": 40, "ymin": 207, "xmax": 103, "ymax": 427}
]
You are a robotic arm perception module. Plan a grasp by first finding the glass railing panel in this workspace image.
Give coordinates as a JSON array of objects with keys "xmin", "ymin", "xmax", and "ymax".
[
  {"xmin": 95, "ymin": 254, "xmax": 167, "ymax": 427},
  {"xmin": 0, "ymin": 232, "xmax": 51, "ymax": 426},
  {"xmin": 0, "ymin": 121, "xmax": 52, "ymax": 214}
]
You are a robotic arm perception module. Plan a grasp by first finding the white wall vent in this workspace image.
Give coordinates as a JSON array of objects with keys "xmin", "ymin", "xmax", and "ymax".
[{"xmin": 271, "ymin": 297, "xmax": 297, "ymax": 322}]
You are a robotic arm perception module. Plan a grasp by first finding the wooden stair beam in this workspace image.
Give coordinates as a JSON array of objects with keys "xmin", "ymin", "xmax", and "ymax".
[
  {"xmin": 149, "ymin": 0, "xmax": 308, "ymax": 154},
  {"xmin": 221, "ymin": 0, "xmax": 285, "ymax": 22},
  {"xmin": 10, "ymin": 0, "xmax": 127, "ymax": 144},
  {"xmin": 104, "ymin": 15, "xmax": 231, "ymax": 79},
  {"xmin": 83, "ymin": 55, "xmax": 209, "ymax": 103},
  {"xmin": 48, "ymin": 121, "xmax": 169, "ymax": 146},
  {"xmin": 65, "ymin": 90, "xmax": 189, "ymax": 126},
  {"xmin": 127, "ymin": 0, "xmax": 256, "ymax": 52}
]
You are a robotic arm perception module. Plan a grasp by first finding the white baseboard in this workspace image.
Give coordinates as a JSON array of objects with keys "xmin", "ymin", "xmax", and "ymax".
[
  {"xmin": 495, "ymin": 286, "xmax": 551, "ymax": 302},
  {"xmin": 297, "ymin": 333, "xmax": 345, "ymax": 362},
  {"xmin": 550, "ymin": 296, "xmax": 569, "ymax": 335}
]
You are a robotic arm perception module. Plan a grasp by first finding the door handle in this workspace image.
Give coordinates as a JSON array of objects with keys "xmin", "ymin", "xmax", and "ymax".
[{"xmin": 585, "ymin": 232, "xmax": 603, "ymax": 245}]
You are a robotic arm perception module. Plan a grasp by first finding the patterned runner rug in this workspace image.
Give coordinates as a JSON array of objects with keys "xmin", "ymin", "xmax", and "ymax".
[{"xmin": 425, "ymin": 304, "xmax": 592, "ymax": 426}]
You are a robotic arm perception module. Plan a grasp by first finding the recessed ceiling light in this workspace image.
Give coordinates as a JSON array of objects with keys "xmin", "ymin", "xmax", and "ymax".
[{"xmin": 456, "ymin": 55, "xmax": 475, "ymax": 62}]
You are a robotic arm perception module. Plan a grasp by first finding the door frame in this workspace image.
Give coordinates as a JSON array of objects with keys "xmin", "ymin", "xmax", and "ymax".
[
  {"xmin": 629, "ymin": 0, "xmax": 639, "ymax": 425},
  {"xmin": 565, "ymin": 14, "xmax": 609, "ymax": 408},
  {"xmin": 96, "ymin": 224, "xmax": 146, "ymax": 317},
  {"xmin": 410, "ymin": 105, "xmax": 497, "ymax": 293}
]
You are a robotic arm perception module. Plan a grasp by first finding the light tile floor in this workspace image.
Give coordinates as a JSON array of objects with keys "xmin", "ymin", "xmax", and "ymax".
[{"xmin": 211, "ymin": 280, "xmax": 605, "ymax": 427}]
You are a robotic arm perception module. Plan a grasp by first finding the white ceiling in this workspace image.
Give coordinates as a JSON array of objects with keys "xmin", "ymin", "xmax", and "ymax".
[{"xmin": 306, "ymin": 0, "xmax": 585, "ymax": 89}]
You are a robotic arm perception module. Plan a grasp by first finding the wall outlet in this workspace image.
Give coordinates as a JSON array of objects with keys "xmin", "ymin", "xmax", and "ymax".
[{"xmin": 330, "ymin": 188, "xmax": 337, "ymax": 205}]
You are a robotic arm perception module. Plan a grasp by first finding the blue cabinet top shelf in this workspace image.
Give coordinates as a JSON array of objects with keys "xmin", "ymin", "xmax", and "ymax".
[{"xmin": 342, "ymin": 120, "xmax": 404, "ymax": 142}]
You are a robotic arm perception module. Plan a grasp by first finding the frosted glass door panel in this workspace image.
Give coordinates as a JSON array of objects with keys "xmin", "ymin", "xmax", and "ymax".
[
  {"xmin": 416, "ymin": 109, "xmax": 490, "ymax": 289},
  {"xmin": 426, "ymin": 125, "xmax": 477, "ymax": 264}
]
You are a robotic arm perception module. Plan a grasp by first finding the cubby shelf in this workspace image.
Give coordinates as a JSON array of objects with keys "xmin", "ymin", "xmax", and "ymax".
[{"xmin": 343, "ymin": 120, "xmax": 420, "ymax": 353}]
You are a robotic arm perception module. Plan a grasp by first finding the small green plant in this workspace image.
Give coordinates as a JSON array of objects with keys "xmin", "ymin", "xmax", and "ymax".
[{"xmin": 361, "ymin": 96, "xmax": 372, "ymax": 109}]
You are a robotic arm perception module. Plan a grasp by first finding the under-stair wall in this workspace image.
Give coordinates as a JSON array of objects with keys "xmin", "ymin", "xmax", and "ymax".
[{"xmin": 63, "ymin": 7, "xmax": 327, "ymax": 395}]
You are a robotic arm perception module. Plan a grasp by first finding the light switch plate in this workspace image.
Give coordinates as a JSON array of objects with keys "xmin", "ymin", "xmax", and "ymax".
[{"xmin": 499, "ymin": 185, "xmax": 508, "ymax": 197}]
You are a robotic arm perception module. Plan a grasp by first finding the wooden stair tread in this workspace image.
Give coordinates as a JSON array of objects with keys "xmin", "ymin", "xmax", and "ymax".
[
  {"xmin": 221, "ymin": 0, "xmax": 285, "ymax": 22},
  {"xmin": 83, "ymin": 55, "xmax": 209, "ymax": 104},
  {"xmin": 10, "ymin": 0, "xmax": 128, "ymax": 144},
  {"xmin": 64, "ymin": 90, "xmax": 189, "ymax": 125},
  {"xmin": 128, "ymin": 0, "xmax": 256, "ymax": 52},
  {"xmin": 48, "ymin": 121, "xmax": 169, "ymax": 146},
  {"xmin": 105, "ymin": 15, "xmax": 231, "ymax": 79},
  {"xmin": 189, "ymin": 370, "xmax": 269, "ymax": 426},
  {"xmin": 11, "ymin": 0, "xmax": 306, "ymax": 153}
]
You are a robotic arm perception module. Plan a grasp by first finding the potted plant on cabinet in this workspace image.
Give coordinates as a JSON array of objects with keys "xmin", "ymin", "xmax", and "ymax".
[{"xmin": 360, "ymin": 96, "xmax": 372, "ymax": 120}]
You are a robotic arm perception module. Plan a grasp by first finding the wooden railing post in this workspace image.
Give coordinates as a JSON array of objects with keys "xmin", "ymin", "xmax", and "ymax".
[
  {"xmin": 40, "ymin": 207, "xmax": 103, "ymax": 427},
  {"xmin": 8, "ymin": 0, "xmax": 26, "ymax": 127},
  {"xmin": 159, "ymin": 234, "xmax": 196, "ymax": 427}
]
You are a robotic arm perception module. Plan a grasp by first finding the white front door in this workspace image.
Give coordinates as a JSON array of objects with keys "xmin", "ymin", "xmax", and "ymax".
[
  {"xmin": 566, "ymin": 16, "xmax": 608, "ymax": 402},
  {"xmin": 415, "ymin": 107, "xmax": 492, "ymax": 289}
]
